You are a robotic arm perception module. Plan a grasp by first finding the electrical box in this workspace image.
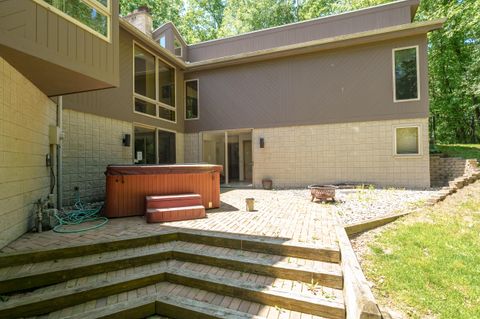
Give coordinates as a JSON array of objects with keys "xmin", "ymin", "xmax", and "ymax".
[{"xmin": 49, "ymin": 125, "xmax": 61, "ymax": 145}]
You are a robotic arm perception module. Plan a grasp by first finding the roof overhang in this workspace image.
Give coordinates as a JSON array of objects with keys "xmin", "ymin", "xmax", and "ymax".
[
  {"xmin": 120, "ymin": 19, "xmax": 188, "ymax": 69},
  {"xmin": 186, "ymin": 19, "xmax": 445, "ymax": 72}
]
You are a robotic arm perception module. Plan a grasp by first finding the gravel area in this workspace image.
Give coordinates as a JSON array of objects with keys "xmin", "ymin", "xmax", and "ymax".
[{"xmin": 289, "ymin": 187, "xmax": 438, "ymax": 225}]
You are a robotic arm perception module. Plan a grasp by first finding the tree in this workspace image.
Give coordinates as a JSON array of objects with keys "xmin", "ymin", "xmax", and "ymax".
[{"xmin": 119, "ymin": 0, "xmax": 184, "ymax": 30}]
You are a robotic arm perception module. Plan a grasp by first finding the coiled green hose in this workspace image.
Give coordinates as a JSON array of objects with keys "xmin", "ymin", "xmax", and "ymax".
[{"xmin": 53, "ymin": 195, "xmax": 108, "ymax": 233}]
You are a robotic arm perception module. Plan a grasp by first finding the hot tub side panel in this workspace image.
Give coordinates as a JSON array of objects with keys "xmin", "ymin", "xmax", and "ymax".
[{"xmin": 104, "ymin": 170, "xmax": 220, "ymax": 218}]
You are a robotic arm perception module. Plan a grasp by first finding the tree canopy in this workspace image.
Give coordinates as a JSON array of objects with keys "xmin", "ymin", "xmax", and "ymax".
[{"xmin": 120, "ymin": 0, "xmax": 480, "ymax": 143}]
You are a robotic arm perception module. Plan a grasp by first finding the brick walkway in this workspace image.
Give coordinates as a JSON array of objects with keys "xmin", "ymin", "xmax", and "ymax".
[{"xmin": 1, "ymin": 189, "xmax": 340, "ymax": 254}]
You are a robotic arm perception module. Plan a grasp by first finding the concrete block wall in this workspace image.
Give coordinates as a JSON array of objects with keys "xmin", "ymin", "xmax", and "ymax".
[
  {"xmin": 183, "ymin": 118, "xmax": 430, "ymax": 189},
  {"xmin": 184, "ymin": 133, "xmax": 200, "ymax": 163},
  {"xmin": 0, "ymin": 57, "xmax": 57, "ymax": 248},
  {"xmin": 430, "ymin": 155, "xmax": 479, "ymax": 187},
  {"xmin": 253, "ymin": 118, "xmax": 430, "ymax": 189},
  {"xmin": 62, "ymin": 109, "xmax": 133, "ymax": 205}
]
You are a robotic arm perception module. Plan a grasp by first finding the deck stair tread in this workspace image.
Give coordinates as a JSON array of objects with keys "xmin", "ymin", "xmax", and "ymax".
[
  {"xmin": 0, "ymin": 240, "xmax": 342, "ymax": 294},
  {"xmin": 146, "ymin": 194, "xmax": 202, "ymax": 209},
  {"xmin": 1, "ymin": 260, "xmax": 344, "ymax": 319},
  {"xmin": 25, "ymin": 282, "xmax": 333, "ymax": 319}
]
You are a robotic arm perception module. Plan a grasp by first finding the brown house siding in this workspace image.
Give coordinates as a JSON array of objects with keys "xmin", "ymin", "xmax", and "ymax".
[
  {"xmin": 184, "ymin": 35, "xmax": 428, "ymax": 133},
  {"xmin": 62, "ymin": 28, "xmax": 185, "ymax": 134},
  {"xmin": 187, "ymin": 1, "xmax": 415, "ymax": 62},
  {"xmin": 0, "ymin": 0, "xmax": 120, "ymax": 96}
]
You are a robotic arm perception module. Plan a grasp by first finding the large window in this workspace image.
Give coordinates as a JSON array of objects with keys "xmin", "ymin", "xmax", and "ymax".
[
  {"xmin": 134, "ymin": 43, "xmax": 176, "ymax": 123},
  {"xmin": 393, "ymin": 46, "xmax": 419, "ymax": 102},
  {"xmin": 395, "ymin": 126, "xmax": 421, "ymax": 155},
  {"xmin": 185, "ymin": 80, "xmax": 199, "ymax": 120},
  {"xmin": 134, "ymin": 126, "xmax": 176, "ymax": 164},
  {"xmin": 36, "ymin": 0, "xmax": 111, "ymax": 40}
]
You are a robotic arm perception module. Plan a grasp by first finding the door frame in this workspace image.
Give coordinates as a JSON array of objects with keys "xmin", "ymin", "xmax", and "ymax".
[{"xmin": 201, "ymin": 128, "xmax": 253, "ymax": 185}]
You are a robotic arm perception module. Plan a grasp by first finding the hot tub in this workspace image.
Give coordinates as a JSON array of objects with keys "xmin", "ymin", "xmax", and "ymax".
[{"xmin": 104, "ymin": 164, "xmax": 223, "ymax": 218}]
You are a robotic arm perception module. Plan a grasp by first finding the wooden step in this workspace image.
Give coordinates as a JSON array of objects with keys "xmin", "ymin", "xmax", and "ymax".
[
  {"xmin": 146, "ymin": 194, "xmax": 202, "ymax": 209},
  {"xmin": 0, "ymin": 240, "xmax": 341, "ymax": 294},
  {"xmin": 146, "ymin": 205, "xmax": 206, "ymax": 223},
  {"xmin": 61, "ymin": 294, "xmax": 269, "ymax": 319},
  {"xmin": 173, "ymin": 241, "xmax": 343, "ymax": 289},
  {"xmin": 0, "ymin": 242, "xmax": 174, "ymax": 294},
  {"xmin": 0, "ymin": 230, "xmax": 340, "ymax": 269},
  {"xmin": 1, "ymin": 260, "xmax": 344, "ymax": 319},
  {"xmin": 166, "ymin": 266, "xmax": 345, "ymax": 319}
]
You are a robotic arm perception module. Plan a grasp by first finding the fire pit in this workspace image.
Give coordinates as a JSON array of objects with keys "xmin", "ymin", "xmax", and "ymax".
[{"xmin": 308, "ymin": 184, "xmax": 337, "ymax": 202}]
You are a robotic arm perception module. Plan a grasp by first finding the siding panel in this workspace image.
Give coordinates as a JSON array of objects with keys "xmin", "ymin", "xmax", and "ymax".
[{"xmin": 35, "ymin": 4, "xmax": 48, "ymax": 47}]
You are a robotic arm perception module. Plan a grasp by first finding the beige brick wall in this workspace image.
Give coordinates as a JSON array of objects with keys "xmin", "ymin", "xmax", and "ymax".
[
  {"xmin": 184, "ymin": 133, "xmax": 200, "ymax": 163},
  {"xmin": 253, "ymin": 118, "xmax": 430, "ymax": 189},
  {"xmin": 62, "ymin": 110, "xmax": 133, "ymax": 205},
  {"xmin": 0, "ymin": 57, "xmax": 57, "ymax": 248}
]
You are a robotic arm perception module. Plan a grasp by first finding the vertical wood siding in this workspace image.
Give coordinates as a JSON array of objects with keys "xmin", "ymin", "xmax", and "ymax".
[{"xmin": 0, "ymin": 0, "xmax": 119, "ymax": 92}]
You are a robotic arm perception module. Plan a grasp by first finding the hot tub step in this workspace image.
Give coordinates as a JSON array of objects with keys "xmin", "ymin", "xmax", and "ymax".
[
  {"xmin": 146, "ymin": 194, "xmax": 202, "ymax": 209},
  {"xmin": 146, "ymin": 205, "xmax": 206, "ymax": 223}
]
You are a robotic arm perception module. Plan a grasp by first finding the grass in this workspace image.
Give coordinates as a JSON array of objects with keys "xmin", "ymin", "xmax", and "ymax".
[
  {"xmin": 362, "ymin": 182, "xmax": 480, "ymax": 319},
  {"xmin": 435, "ymin": 144, "xmax": 480, "ymax": 161}
]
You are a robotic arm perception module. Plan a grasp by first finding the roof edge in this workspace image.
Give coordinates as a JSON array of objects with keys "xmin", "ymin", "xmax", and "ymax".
[
  {"xmin": 188, "ymin": 0, "xmax": 421, "ymax": 49},
  {"xmin": 186, "ymin": 18, "xmax": 445, "ymax": 72}
]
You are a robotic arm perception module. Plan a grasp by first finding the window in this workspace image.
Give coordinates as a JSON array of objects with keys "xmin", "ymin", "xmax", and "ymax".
[
  {"xmin": 395, "ymin": 126, "xmax": 420, "ymax": 155},
  {"xmin": 185, "ymin": 80, "xmax": 199, "ymax": 120},
  {"xmin": 134, "ymin": 46, "xmax": 156, "ymax": 100},
  {"xmin": 134, "ymin": 126, "xmax": 176, "ymax": 165},
  {"xmin": 133, "ymin": 43, "xmax": 176, "ymax": 123},
  {"xmin": 174, "ymin": 37, "xmax": 182, "ymax": 57},
  {"xmin": 159, "ymin": 35, "xmax": 166, "ymax": 48},
  {"xmin": 393, "ymin": 46, "xmax": 419, "ymax": 101},
  {"xmin": 158, "ymin": 130, "xmax": 176, "ymax": 164},
  {"xmin": 36, "ymin": 0, "xmax": 111, "ymax": 40}
]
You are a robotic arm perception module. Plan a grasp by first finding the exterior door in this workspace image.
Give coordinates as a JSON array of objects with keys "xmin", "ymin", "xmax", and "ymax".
[
  {"xmin": 134, "ymin": 126, "xmax": 156, "ymax": 164},
  {"xmin": 243, "ymin": 140, "xmax": 253, "ymax": 181}
]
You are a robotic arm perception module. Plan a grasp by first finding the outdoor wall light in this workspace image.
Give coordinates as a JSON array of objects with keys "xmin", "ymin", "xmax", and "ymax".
[
  {"xmin": 260, "ymin": 138, "xmax": 265, "ymax": 148},
  {"xmin": 122, "ymin": 134, "xmax": 131, "ymax": 147}
]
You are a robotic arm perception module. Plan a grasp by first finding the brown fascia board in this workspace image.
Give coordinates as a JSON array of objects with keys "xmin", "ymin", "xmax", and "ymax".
[
  {"xmin": 185, "ymin": 19, "xmax": 445, "ymax": 72},
  {"xmin": 187, "ymin": 0, "xmax": 420, "ymax": 50},
  {"xmin": 119, "ymin": 19, "xmax": 188, "ymax": 69}
]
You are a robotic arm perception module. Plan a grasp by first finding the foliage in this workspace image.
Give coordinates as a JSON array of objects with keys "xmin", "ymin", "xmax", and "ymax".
[
  {"xmin": 119, "ymin": 0, "xmax": 480, "ymax": 143},
  {"xmin": 416, "ymin": 0, "xmax": 480, "ymax": 143},
  {"xmin": 363, "ymin": 183, "xmax": 480, "ymax": 318},
  {"xmin": 436, "ymin": 144, "xmax": 480, "ymax": 161}
]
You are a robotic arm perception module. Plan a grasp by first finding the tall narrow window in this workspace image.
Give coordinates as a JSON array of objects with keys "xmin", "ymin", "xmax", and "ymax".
[
  {"xmin": 174, "ymin": 37, "xmax": 182, "ymax": 57},
  {"xmin": 133, "ymin": 43, "xmax": 176, "ymax": 123},
  {"xmin": 134, "ymin": 46, "xmax": 156, "ymax": 100},
  {"xmin": 393, "ymin": 46, "xmax": 419, "ymax": 101},
  {"xmin": 395, "ymin": 126, "xmax": 420, "ymax": 155},
  {"xmin": 158, "ymin": 130, "xmax": 176, "ymax": 164},
  {"xmin": 158, "ymin": 61, "xmax": 175, "ymax": 107},
  {"xmin": 159, "ymin": 35, "xmax": 166, "ymax": 48},
  {"xmin": 185, "ymin": 80, "xmax": 199, "ymax": 120}
]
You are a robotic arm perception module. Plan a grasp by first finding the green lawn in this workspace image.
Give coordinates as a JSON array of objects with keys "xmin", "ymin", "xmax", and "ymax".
[
  {"xmin": 435, "ymin": 144, "xmax": 480, "ymax": 161},
  {"xmin": 363, "ymin": 182, "xmax": 480, "ymax": 319}
]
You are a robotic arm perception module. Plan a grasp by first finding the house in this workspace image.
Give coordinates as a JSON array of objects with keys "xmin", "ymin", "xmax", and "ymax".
[{"xmin": 0, "ymin": 0, "xmax": 443, "ymax": 247}]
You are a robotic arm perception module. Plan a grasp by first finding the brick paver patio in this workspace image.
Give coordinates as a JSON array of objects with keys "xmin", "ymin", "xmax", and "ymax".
[{"xmin": 1, "ymin": 189, "xmax": 339, "ymax": 254}]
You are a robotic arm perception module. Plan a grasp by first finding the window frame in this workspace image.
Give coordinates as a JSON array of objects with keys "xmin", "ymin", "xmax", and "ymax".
[
  {"xmin": 174, "ymin": 36, "xmax": 183, "ymax": 57},
  {"xmin": 184, "ymin": 79, "xmax": 200, "ymax": 120},
  {"xmin": 132, "ymin": 41, "xmax": 177, "ymax": 124},
  {"xmin": 33, "ymin": 0, "xmax": 112, "ymax": 42},
  {"xmin": 133, "ymin": 123, "xmax": 177, "ymax": 164},
  {"xmin": 392, "ymin": 45, "xmax": 420, "ymax": 103},
  {"xmin": 393, "ymin": 124, "xmax": 422, "ymax": 157}
]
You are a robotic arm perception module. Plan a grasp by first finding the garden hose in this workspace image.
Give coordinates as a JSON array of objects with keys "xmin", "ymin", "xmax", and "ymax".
[{"xmin": 53, "ymin": 195, "xmax": 108, "ymax": 233}]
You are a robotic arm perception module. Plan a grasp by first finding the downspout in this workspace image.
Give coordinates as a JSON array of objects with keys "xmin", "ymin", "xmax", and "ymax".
[{"xmin": 57, "ymin": 96, "xmax": 63, "ymax": 209}]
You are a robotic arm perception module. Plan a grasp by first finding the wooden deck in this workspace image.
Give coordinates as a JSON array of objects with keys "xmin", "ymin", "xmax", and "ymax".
[{"xmin": 0, "ymin": 189, "xmax": 380, "ymax": 319}]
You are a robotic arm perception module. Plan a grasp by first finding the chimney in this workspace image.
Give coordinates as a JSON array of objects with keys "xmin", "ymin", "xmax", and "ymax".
[{"xmin": 124, "ymin": 6, "xmax": 153, "ymax": 37}]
